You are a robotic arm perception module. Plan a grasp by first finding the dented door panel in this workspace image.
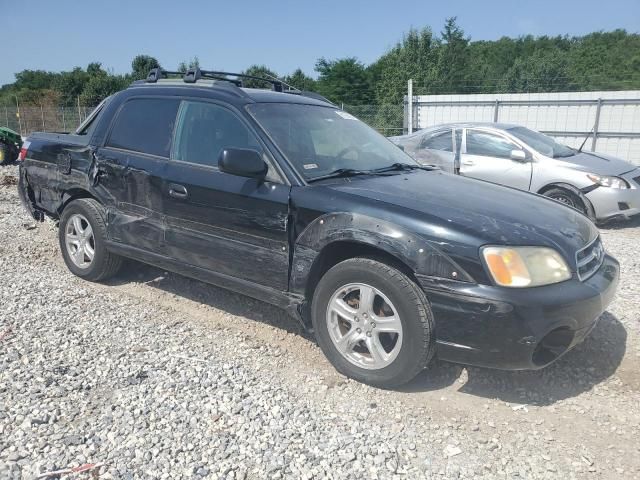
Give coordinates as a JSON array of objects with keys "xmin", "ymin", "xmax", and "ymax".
[
  {"xmin": 94, "ymin": 147, "xmax": 167, "ymax": 251},
  {"xmin": 162, "ymin": 162, "xmax": 291, "ymax": 291}
]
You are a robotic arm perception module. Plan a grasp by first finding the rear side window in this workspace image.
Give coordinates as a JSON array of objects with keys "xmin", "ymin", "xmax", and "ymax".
[
  {"xmin": 107, "ymin": 98, "xmax": 180, "ymax": 157},
  {"xmin": 172, "ymin": 101, "xmax": 262, "ymax": 167},
  {"xmin": 420, "ymin": 130, "xmax": 453, "ymax": 152}
]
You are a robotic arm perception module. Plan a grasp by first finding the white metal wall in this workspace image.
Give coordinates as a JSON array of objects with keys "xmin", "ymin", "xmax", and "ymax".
[{"xmin": 411, "ymin": 91, "xmax": 640, "ymax": 165}]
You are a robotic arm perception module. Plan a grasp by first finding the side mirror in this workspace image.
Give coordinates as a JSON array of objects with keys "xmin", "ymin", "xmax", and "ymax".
[
  {"xmin": 218, "ymin": 148, "xmax": 268, "ymax": 180},
  {"xmin": 397, "ymin": 144, "xmax": 405, "ymax": 151},
  {"xmin": 510, "ymin": 149, "xmax": 527, "ymax": 162}
]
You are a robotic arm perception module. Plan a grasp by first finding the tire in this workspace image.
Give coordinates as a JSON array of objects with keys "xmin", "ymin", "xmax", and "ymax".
[
  {"xmin": 312, "ymin": 257, "xmax": 435, "ymax": 388},
  {"xmin": 0, "ymin": 142, "xmax": 11, "ymax": 165},
  {"xmin": 542, "ymin": 187, "xmax": 588, "ymax": 216},
  {"xmin": 58, "ymin": 198, "xmax": 123, "ymax": 281}
]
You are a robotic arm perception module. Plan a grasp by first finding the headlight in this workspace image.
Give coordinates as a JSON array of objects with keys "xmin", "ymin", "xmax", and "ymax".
[
  {"xmin": 587, "ymin": 173, "xmax": 630, "ymax": 189},
  {"xmin": 482, "ymin": 246, "xmax": 571, "ymax": 287}
]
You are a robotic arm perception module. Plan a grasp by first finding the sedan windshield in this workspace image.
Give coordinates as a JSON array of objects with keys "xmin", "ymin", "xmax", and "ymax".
[
  {"xmin": 507, "ymin": 126, "xmax": 576, "ymax": 158},
  {"xmin": 248, "ymin": 103, "xmax": 417, "ymax": 180}
]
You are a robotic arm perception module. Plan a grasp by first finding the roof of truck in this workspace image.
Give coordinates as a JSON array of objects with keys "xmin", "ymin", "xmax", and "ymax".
[{"xmin": 128, "ymin": 69, "xmax": 334, "ymax": 107}]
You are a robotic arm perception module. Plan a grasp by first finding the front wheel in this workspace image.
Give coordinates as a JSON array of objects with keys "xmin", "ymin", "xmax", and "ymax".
[
  {"xmin": 542, "ymin": 187, "xmax": 589, "ymax": 216},
  {"xmin": 312, "ymin": 258, "xmax": 435, "ymax": 388}
]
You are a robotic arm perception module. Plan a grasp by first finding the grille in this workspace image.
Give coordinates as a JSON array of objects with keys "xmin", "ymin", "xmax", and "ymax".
[{"xmin": 576, "ymin": 236, "xmax": 605, "ymax": 281}]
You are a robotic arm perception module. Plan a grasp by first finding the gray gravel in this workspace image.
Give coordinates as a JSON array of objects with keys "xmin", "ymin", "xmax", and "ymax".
[{"xmin": 1, "ymin": 164, "xmax": 639, "ymax": 479}]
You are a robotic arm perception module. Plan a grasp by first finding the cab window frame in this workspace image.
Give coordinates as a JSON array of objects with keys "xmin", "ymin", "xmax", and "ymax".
[
  {"xmin": 104, "ymin": 95, "xmax": 181, "ymax": 160},
  {"xmin": 169, "ymin": 98, "xmax": 286, "ymax": 184}
]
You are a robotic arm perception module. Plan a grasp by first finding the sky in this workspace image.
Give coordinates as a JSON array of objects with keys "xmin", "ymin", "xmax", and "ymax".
[{"xmin": 3, "ymin": 0, "xmax": 639, "ymax": 86}]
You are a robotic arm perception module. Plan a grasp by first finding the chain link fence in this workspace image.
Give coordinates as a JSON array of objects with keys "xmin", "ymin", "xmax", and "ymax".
[
  {"xmin": 343, "ymin": 104, "xmax": 404, "ymax": 137},
  {"xmin": 1, "ymin": 105, "xmax": 96, "ymax": 137},
  {"xmin": 1, "ymin": 103, "xmax": 406, "ymax": 139}
]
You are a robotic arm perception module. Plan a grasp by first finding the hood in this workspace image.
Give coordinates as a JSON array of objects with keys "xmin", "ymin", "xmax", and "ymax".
[
  {"xmin": 323, "ymin": 170, "xmax": 597, "ymax": 265},
  {"xmin": 554, "ymin": 151, "xmax": 635, "ymax": 176}
]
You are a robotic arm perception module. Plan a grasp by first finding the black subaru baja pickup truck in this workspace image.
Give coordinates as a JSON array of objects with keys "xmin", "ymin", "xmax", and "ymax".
[{"xmin": 18, "ymin": 68, "xmax": 619, "ymax": 387}]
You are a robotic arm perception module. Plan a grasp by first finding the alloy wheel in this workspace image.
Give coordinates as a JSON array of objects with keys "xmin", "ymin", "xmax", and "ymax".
[
  {"xmin": 65, "ymin": 213, "xmax": 95, "ymax": 269},
  {"xmin": 326, "ymin": 283, "xmax": 403, "ymax": 370}
]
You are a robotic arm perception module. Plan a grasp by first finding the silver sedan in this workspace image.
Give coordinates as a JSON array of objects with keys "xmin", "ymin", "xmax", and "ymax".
[{"xmin": 390, "ymin": 123, "xmax": 640, "ymax": 223}]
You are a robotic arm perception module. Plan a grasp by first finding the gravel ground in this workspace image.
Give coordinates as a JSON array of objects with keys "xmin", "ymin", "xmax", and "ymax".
[{"xmin": 1, "ymin": 164, "xmax": 639, "ymax": 479}]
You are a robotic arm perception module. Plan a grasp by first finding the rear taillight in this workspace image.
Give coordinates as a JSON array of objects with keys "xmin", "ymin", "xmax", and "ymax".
[{"xmin": 18, "ymin": 141, "xmax": 30, "ymax": 162}]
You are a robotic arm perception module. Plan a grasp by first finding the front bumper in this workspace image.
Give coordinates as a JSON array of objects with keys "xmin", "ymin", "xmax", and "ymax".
[
  {"xmin": 586, "ymin": 171, "xmax": 640, "ymax": 220},
  {"xmin": 418, "ymin": 254, "xmax": 619, "ymax": 370}
]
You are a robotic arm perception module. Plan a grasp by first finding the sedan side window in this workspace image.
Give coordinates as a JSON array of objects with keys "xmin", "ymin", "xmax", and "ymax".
[
  {"xmin": 466, "ymin": 130, "xmax": 518, "ymax": 159},
  {"xmin": 420, "ymin": 130, "xmax": 453, "ymax": 152},
  {"xmin": 173, "ymin": 101, "xmax": 262, "ymax": 167}
]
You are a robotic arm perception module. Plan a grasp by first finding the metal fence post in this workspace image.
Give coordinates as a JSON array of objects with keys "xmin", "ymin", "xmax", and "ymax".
[
  {"xmin": 493, "ymin": 100, "xmax": 500, "ymax": 122},
  {"xmin": 15, "ymin": 95, "xmax": 22, "ymax": 136},
  {"xmin": 407, "ymin": 79, "xmax": 413, "ymax": 134},
  {"xmin": 41, "ymin": 104, "xmax": 45, "ymax": 131},
  {"xmin": 62, "ymin": 107, "xmax": 66, "ymax": 131},
  {"xmin": 4, "ymin": 106, "xmax": 8, "ymax": 128},
  {"xmin": 591, "ymin": 98, "xmax": 602, "ymax": 152}
]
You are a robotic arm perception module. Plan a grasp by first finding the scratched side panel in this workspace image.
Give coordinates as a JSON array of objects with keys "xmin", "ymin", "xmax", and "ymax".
[
  {"xmin": 162, "ymin": 163, "xmax": 291, "ymax": 291},
  {"xmin": 94, "ymin": 147, "xmax": 167, "ymax": 252},
  {"xmin": 21, "ymin": 133, "xmax": 94, "ymax": 216}
]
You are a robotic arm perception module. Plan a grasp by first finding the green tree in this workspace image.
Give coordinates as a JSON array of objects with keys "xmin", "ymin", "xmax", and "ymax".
[
  {"xmin": 315, "ymin": 57, "xmax": 372, "ymax": 105},
  {"xmin": 54, "ymin": 67, "xmax": 89, "ymax": 105},
  {"xmin": 283, "ymin": 68, "xmax": 316, "ymax": 91},
  {"xmin": 132, "ymin": 55, "xmax": 161, "ymax": 80},
  {"xmin": 177, "ymin": 56, "xmax": 200, "ymax": 73},
  {"xmin": 241, "ymin": 65, "xmax": 279, "ymax": 88}
]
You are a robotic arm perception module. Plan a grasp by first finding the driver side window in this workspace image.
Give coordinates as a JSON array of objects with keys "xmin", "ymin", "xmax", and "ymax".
[
  {"xmin": 172, "ymin": 101, "xmax": 262, "ymax": 167},
  {"xmin": 466, "ymin": 130, "xmax": 518, "ymax": 159}
]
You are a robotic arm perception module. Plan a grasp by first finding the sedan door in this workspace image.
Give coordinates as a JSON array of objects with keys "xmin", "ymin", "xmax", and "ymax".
[
  {"xmin": 460, "ymin": 128, "xmax": 532, "ymax": 190},
  {"xmin": 161, "ymin": 100, "xmax": 291, "ymax": 291},
  {"xmin": 412, "ymin": 129, "xmax": 455, "ymax": 172}
]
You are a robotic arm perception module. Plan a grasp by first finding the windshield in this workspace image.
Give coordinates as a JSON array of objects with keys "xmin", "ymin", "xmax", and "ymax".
[
  {"xmin": 507, "ymin": 126, "xmax": 575, "ymax": 158},
  {"xmin": 247, "ymin": 103, "xmax": 417, "ymax": 180}
]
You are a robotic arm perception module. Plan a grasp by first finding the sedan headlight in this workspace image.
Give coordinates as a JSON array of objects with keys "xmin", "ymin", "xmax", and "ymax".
[
  {"xmin": 587, "ymin": 173, "xmax": 630, "ymax": 189},
  {"xmin": 482, "ymin": 246, "xmax": 571, "ymax": 287}
]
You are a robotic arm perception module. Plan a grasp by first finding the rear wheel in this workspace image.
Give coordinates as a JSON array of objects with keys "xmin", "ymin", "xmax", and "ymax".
[
  {"xmin": 312, "ymin": 258, "xmax": 435, "ymax": 388},
  {"xmin": 0, "ymin": 142, "xmax": 11, "ymax": 165},
  {"xmin": 59, "ymin": 198, "xmax": 123, "ymax": 281}
]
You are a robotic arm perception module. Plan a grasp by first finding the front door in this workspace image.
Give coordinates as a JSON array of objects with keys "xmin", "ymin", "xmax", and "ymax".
[
  {"xmin": 162, "ymin": 100, "xmax": 291, "ymax": 291},
  {"xmin": 460, "ymin": 128, "xmax": 532, "ymax": 190}
]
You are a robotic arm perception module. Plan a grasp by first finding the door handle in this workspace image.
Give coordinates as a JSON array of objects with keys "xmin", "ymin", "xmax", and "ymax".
[
  {"xmin": 168, "ymin": 184, "xmax": 188, "ymax": 199},
  {"xmin": 462, "ymin": 160, "xmax": 475, "ymax": 166}
]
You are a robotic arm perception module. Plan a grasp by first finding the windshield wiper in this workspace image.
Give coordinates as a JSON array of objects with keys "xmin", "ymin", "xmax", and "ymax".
[
  {"xmin": 307, "ymin": 168, "xmax": 373, "ymax": 183},
  {"xmin": 307, "ymin": 163, "xmax": 438, "ymax": 183},
  {"xmin": 371, "ymin": 162, "xmax": 438, "ymax": 173}
]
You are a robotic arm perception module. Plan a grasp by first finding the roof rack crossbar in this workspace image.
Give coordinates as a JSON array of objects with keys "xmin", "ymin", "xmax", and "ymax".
[
  {"xmin": 198, "ymin": 70, "xmax": 287, "ymax": 92},
  {"xmin": 143, "ymin": 68, "xmax": 334, "ymax": 105}
]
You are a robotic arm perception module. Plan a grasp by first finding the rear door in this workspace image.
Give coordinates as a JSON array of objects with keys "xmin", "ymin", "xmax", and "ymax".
[
  {"xmin": 96, "ymin": 97, "xmax": 179, "ymax": 251},
  {"xmin": 460, "ymin": 128, "xmax": 532, "ymax": 190},
  {"xmin": 413, "ymin": 129, "xmax": 455, "ymax": 172},
  {"xmin": 162, "ymin": 99, "xmax": 291, "ymax": 291}
]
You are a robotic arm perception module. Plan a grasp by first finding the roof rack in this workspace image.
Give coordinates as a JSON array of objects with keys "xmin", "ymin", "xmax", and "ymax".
[{"xmin": 143, "ymin": 67, "xmax": 334, "ymax": 105}]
